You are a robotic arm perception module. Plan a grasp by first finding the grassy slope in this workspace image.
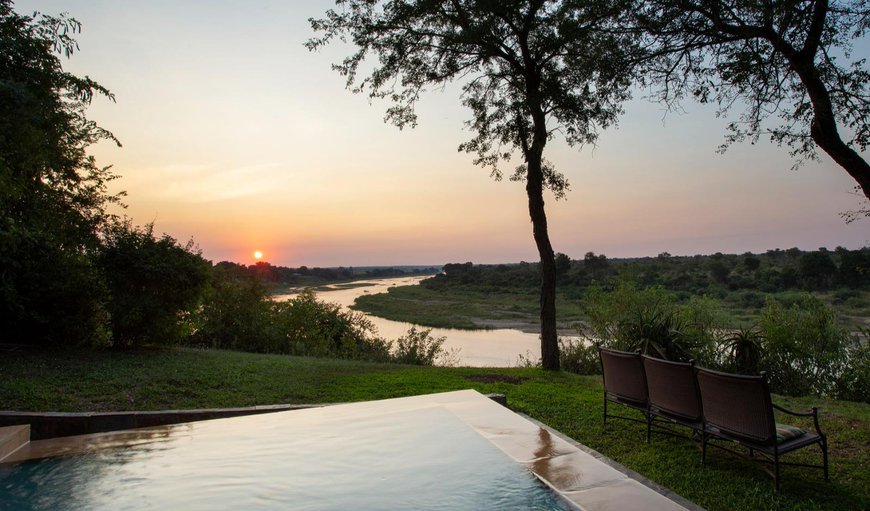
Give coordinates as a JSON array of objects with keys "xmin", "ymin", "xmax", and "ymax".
[
  {"xmin": 352, "ymin": 284, "xmax": 584, "ymax": 330},
  {"xmin": 1, "ymin": 347, "xmax": 868, "ymax": 511},
  {"xmin": 351, "ymin": 283, "xmax": 870, "ymax": 331}
]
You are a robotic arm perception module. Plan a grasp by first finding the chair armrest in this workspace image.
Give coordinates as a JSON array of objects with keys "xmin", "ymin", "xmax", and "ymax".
[
  {"xmin": 772, "ymin": 402, "xmax": 814, "ymax": 417},
  {"xmin": 773, "ymin": 403, "xmax": 825, "ymax": 437}
]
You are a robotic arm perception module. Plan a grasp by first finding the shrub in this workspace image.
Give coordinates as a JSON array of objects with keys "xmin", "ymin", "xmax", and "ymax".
[
  {"xmin": 619, "ymin": 308, "xmax": 688, "ymax": 360},
  {"xmin": 582, "ymin": 281, "xmax": 677, "ymax": 349},
  {"xmin": 392, "ymin": 327, "xmax": 446, "ymax": 366},
  {"xmin": 835, "ymin": 327, "xmax": 870, "ymax": 403},
  {"xmin": 98, "ymin": 222, "xmax": 211, "ymax": 347},
  {"xmin": 559, "ymin": 337, "xmax": 600, "ymax": 374},
  {"xmin": 190, "ymin": 270, "xmax": 277, "ymax": 351},
  {"xmin": 678, "ymin": 296, "xmax": 727, "ymax": 367},
  {"xmin": 581, "ymin": 282, "xmax": 719, "ymax": 363},
  {"xmin": 759, "ymin": 295, "xmax": 851, "ymax": 396},
  {"xmin": 720, "ymin": 325, "xmax": 764, "ymax": 374},
  {"xmin": 1, "ymin": 244, "xmax": 111, "ymax": 347},
  {"xmin": 273, "ymin": 291, "xmax": 392, "ymax": 361},
  {"xmin": 194, "ymin": 281, "xmax": 394, "ymax": 362}
]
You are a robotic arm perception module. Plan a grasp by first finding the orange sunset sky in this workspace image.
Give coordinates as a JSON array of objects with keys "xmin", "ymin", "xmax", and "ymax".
[{"xmin": 16, "ymin": 0, "xmax": 870, "ymax": 267}]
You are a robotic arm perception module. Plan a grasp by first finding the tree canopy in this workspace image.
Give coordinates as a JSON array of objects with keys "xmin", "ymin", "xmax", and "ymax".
[
  {"xmin": 634, "ymin": 0, "xmax": 870, "ymax": 202},
  {"xmin": 0, "ymin": 2, "xmax": 212, "ymax": 349},
  {"xmin": 308, "ymin": 0, "xmax": 636, "ymax": 369},
  {"xmin": 0, "ymin": 1, "xmax": 122, "ymax": 345}
]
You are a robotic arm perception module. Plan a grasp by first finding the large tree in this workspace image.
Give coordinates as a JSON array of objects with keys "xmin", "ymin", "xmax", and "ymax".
[
  {"xmin": 634, "ymin": 0, "xmax": 870, "ymax": 201},
  {"xmin": 308, "ymin": 0, "xmax": 634, "ymax": 369},
  {"xmin": 0, "ymin": 1, "xmax": 121, "ymax": 345}
]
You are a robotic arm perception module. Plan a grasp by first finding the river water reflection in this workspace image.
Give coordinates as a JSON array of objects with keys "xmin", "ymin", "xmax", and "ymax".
[{"xmin": 273, "ymin": 276, "xmax": 543, "ymax": 367}]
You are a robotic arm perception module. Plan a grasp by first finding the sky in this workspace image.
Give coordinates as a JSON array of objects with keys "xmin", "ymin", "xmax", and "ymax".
[{"xmin": 14, "ymin": 0, "xmax": 870, "ymax": 267}]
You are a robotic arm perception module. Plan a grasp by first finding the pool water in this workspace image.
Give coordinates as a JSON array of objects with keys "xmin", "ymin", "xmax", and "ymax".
[{"xmin": 1, "ymin": 401, "xmax": 570, "ymax": 510}]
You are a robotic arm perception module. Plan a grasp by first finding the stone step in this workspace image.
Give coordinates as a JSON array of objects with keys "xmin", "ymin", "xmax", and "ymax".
[{"xmin": 0, "ymin": 424, "xmax": 30, "ymax": 462}]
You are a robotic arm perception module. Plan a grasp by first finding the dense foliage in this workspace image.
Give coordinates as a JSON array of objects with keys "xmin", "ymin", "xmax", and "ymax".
[
  {"xmin": 214, "ymin": 261, "xmax": 438, "ymax": 288},
  {"xmin": 430, "ymin": 252, "xmax": 869, "ymax": 401},
  {"xmin": 430, "ymin": 248, "xmax": 870, "ymax": 304},
  {"xmin": 571, "ymin": 282, "xmax": 869, "ymax": 402},
  {"xmin": 0, "ymin": 2, "xmax": 439, "ymax": 358},
  {"xmin": 0, "ymin": 1, "xmax": 120, "ymax": 346},
  {"xmin": 98, "ymin": 222, "xmax": 212, "ymax": 347},
  {"xmin": 0, "ymin": 3, "xmax": 213, "ymax": 350},
  {"xmin": 191, "ymin": 271, "xmax": 451, "ymax": 365}
]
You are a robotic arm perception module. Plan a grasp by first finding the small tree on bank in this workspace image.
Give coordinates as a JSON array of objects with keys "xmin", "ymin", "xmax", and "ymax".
[
  {"xmin": 308, "ymin": 0, "xmax": 635, "ymax": 369},
  {"xmin": 634, "ymin": 0, "xmax": 870, "ymax": 203}
]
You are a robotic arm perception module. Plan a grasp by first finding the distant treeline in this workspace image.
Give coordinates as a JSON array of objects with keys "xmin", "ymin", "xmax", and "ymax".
[
  {"xmin": 431, "ymin": 247, "xmax": 870, "ymax": 300},
  {"xmin": 214, "ymin": 261, "xmax": 441, "ymax": 286}
]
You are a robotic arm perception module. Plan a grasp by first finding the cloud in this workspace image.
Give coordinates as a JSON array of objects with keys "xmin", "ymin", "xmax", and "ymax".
[{"xmin": 136, "ymin": 162, "xmax": 291, "ymax": 203}]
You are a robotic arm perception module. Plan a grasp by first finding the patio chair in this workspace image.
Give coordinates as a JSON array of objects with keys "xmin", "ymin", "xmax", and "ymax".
[
  {"xmin": 599, "ymin": 347, "xmax": 648, "ymax": 430},
  {"xmin": 642, "ymin": 355, "xmax": 703, "ymax": 443},
  {"xmin": 696, "ymin": 367, "xmax": 829, "ymax": 491}
]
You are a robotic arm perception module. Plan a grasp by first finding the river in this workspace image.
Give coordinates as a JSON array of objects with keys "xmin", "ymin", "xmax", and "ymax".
[{"xmin": 273, "ymin": 276, "xmax": 544, "ymax": 367}]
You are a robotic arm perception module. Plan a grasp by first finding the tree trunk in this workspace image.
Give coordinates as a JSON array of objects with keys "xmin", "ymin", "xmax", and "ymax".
[
  {"xmin": 525, "ymin": 150, "xmax": 560, "ymax": 371},
  {"xmin": 809, "ymin": 118, "xmax": 870, "ymax": 201}
]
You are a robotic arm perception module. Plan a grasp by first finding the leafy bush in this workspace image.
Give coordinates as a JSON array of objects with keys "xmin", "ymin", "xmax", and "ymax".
[
  {"xmin": 273, "ymin": 291, "xmax": 392, "ymax": 361},
  {"xmin": 759, "ymin": 295, "xmax": 852, "ymax": 397},
  {"xmin": 98, "ymin": 222, "xmax": 211, "ymax": 347},
  {"xmin": 679, "ymin": 296, "xmax": 727, "ymax": 366},
  {"xmin": 392, "ymin": 326, "xmax": 446, "ymax": 365},
  {"xmin": 836, "ymin": 328, "xmax": 870, "ymax": 403},
  {"xmin": 559, "ymin": 337, "xmax": 600, "ymax": 374},
  {"xmin": 190, "ymin": 269, "xmax": 277, "ymax": 351},
  {"xmin": 193, "ymin": 277, "xmax": 456, "ymax": 366},
  {"xmin": 1, "ymin": 244, "xmax": 111, "ymax": 347},
  {"xmin": 582, "ymin": 281, "xmax": 676, "ymax": 348},
  {"xmin": 835, "ymin": 328, "xmax": 869, "ymax": 403},
  {"xmin": 581, "ymin": 282, "xmax": 719, "ymax": 363},
  {"xmin": 720, "ymin": 325, "xmax": 764, "ymax": 374}
]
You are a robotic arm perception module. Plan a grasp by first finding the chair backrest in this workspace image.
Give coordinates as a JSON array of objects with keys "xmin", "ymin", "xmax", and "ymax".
[
  {"xmin": 696, "ymin": 368, "xmax": 776, "ymax": 444},
  {"xmin": 643, "ymin": 355, "xmax": 702, "ymax": 422},
  {"xmin": 599, "ymin": 347, "xmax": 648, "ymax": 405}
]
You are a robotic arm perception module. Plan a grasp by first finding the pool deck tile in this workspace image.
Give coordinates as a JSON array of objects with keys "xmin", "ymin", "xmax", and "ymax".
[
  {"xmin": 524, "ymin": 450, "xmax": 628, "ymax": 492},
  {"xmin": 561, "ymin": 478, "xmax": 692, "ymax": 511},
  {"xmin": 484, "ymin": 428, "xmax": 580, "ymax": 462},
  {"xmin": 0, "ymin": 424, "xmax": 29, "ymax": 462}
]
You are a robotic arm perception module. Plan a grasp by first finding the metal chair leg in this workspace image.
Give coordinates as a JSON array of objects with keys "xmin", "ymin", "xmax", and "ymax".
[
  {"xmin": 822, "ymin": 437, "xmax": 829, "ymax": 481},
  {"xmin": 774, "ymin": 451, "xmax": 780, "ymax": 492},
  {"xmin": 701, "ymin": 433, "xmax": 707, "ymax": 465},
  {"xmin": 646, "ymin": 414, "xmax": 652, "ymax": 444}
]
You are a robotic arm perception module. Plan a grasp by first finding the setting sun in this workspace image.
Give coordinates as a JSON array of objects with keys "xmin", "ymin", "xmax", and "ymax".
[{"xmin": 253, "ymin": 250, "xmax": 263, "ymax": 260}]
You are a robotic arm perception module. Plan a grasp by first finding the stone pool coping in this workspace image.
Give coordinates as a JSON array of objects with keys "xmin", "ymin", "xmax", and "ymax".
[
  {"xmin": 0, "ymin": 403, "xmax": 321, "ymax": 441},
  {"xmin": 1, "ymin": 390, "xmax": 703, "ymax": 511}
]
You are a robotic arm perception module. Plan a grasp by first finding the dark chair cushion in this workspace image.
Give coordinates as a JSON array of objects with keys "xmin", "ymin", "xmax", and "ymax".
[{"xmin": 776, "ymin": 423, "xmax": 807, "ymax": 443}]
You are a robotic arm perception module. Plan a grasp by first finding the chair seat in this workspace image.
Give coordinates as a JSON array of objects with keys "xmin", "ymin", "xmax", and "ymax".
[
  {"xmin": 776, "ymin": 423, "xmax": 806, "ymax": 443},
  {"xmin": 607, "ymin": 392, "xmax": 648, "ymax": 410},
  {"xmin": 651, "ymin": 406, "xmax": 704, "ymax": 429},
  {"xmin": 774, "ymin": 431, "xmax": 822, "ymax": 454},
  {"xmin": 705, "ymin": 425, "xmax": 822, "ymax": 456}
]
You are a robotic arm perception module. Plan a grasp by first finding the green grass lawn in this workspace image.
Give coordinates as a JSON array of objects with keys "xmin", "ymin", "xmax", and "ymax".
[{"xmin": 1, "ymin": 347, "xmax": 868, "ymax": 511}]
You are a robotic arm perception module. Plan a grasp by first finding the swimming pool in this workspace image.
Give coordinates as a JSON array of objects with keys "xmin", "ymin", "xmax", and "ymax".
[
  {"xmin": 0, "ymin": 393, "xmax": 569, "ymax": 510},
  {"xmin": 0, "ymin": 390, "xmax": 693, "ymax": 511}
]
